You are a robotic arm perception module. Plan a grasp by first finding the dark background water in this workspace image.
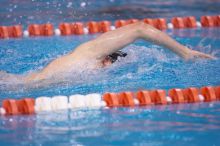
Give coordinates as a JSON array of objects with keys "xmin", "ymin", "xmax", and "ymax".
[{"xmin": 0, "ymin": 0, "xmax": 220, "ymax": 27}]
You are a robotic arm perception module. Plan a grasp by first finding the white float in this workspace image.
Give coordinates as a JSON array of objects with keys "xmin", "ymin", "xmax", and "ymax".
[
  {"xmin": 54, "ymin": 28, "xmax": 61, "ymax": 36},
  {"xmin": 166, "ymin": 96, "xmax": 173, "ymax": 103},
  {"xmin": 196, "ymin": 21, "xmax": 202, "ymax": 27},
  {"xmin": 110, "ymin": 26, "xmax": 116, "ymax": 30},
  {"xmin": 23, "ymin": 30, "xmax": 29, "ymax": 37},
  {"xmin": 51, "ymin": 96, "xmax": 68, "ymax": 110},
  {"xmin": 0, "ymin": 107, "xmax": 6, "ymax": 115},
  {"xmin": 85, "ymin": 93, "xmax": 103, "ymax": 107},
  {"xmin": 35, "ymin": 97, "xmax": 52, "ymax": 112},
  {"xmin": 167, "ymin": 23, "xmax": 173, "ymax": 29},
  {"xmin": 198, "ymin": 94, "xmax": 205, "ymax": 102},
  {"xmin": 69, "ymin": 94, "xmax": 86, "ymax": 108},
  {"xmin": 134, "ymin": 98, "xmax": 139, "ymax": 105},
  {"xmin": 83, "ymin": 28, "xmax": 89, "ymax": 34}
]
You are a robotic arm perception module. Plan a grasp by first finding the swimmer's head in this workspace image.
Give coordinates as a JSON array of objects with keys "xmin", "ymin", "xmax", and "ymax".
[{"xmin": 102, "ymin": 51, "xmax": 127, "ymax": 66}]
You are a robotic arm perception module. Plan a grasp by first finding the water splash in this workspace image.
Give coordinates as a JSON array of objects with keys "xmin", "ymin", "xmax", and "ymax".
[{"xmin": 0, "ymin": 44, "xmax": 174, "ymax": 90}]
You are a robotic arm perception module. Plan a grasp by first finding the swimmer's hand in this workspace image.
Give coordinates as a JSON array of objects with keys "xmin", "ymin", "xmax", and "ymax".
[{"xmin": 185, "ymin": 50, "xmax": 216, "ymax": 60}]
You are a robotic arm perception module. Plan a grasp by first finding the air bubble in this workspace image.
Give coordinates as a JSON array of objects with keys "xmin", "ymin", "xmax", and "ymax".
[
  {"xmin": 80, "ymin": 2, "xmax": 86, "ymax": 7},
  {"xmin": 67, "ymin": 2, "xmax": 72, "ymax": 8}
]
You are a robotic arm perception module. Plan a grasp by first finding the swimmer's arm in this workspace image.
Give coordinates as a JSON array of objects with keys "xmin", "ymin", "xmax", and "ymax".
[
  {"xmin": 24, "ymin": 41, "xmax": 97, "ymax": 82},
  {"xmin": 135, "ymin": 23, "xmax": 215, "ymax": 60},
  {"xmin": 24, "ymin": 54, "xmax": 75, "ymax": 82},
  {"xmin": 88, "ymin": 22, "xmax": 214, "ymax": 60}
]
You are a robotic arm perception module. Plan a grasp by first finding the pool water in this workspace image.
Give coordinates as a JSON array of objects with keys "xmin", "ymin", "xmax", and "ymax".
[
  {"xmin": 0, "ymin": 27, "xmax": 220, "ymax": 146},
  {"xmin": 0, "ymin": 28, "xmax": 219, "ymax": 98},
  {"xmin": 0, "ymin": 103, "xmax": 220, "ymax": 146},
  {"xmin": 0, "ymin": 0, "xmax": 220, "ymax": 145}
]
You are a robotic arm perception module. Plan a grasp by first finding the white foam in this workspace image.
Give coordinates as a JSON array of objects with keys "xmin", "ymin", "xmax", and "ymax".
[{"xmin": 80, "ymin": 2, "xmax": 86, "ymax": 7}]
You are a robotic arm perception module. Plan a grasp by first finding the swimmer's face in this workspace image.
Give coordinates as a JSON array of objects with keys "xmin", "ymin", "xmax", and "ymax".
[
  {"xmin": 102, "ymin": 51, "xmax": 127, "ymax": 67},
  {"xmin": 102, "ymin": 57, "xmax": 112, "ymax": 66}
]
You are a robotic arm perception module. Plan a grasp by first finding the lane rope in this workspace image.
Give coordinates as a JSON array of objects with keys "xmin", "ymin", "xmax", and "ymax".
[
  {"xmin": 0, "ymin": 15, "xmax": 220, "ymax": 39},
  {"xmin": 0, "ymin": 86, "xmax": 219, "ymax": 116}
]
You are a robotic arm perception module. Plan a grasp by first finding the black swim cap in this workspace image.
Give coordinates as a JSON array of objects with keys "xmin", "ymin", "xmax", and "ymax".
[{"xmin": 107, "ymin": 51, "xmax": 127, "ymax": 63}]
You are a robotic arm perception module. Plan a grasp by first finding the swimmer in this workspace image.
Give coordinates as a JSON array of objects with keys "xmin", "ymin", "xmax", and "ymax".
[{"xmin": 3, "ymin": 22, "xmax": 215, "ymax": 83}]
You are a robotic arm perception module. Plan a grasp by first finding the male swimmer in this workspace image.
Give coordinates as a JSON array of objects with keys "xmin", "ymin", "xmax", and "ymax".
[{"xmin": 5, "ymin": 22, "xmax": 215, "ymax": 83}]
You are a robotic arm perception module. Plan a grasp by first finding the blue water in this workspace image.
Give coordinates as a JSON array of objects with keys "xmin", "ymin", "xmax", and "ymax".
[
  {"xmin": 0, "ymin": 103, "xmax": 220, "ymax": 146},
  {"xmin": 0, "ymin": 28, "xmax": 219, "ymax": 99},
  {"xmin": 0, "ymin": 27, "xmax": 219, "ymax": 146},
  {"xmin": 0, "ymin": 0, "xmax": 220, "ymax": 146}
]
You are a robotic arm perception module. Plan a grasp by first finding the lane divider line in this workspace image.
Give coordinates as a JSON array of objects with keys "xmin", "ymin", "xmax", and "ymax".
[
  {"xmin": 0, "ymin": 15, "xmax": 220, "ymax": 39},
  {"xmin": 0, "ymin": 85, "xmax": 219, "ymax": 116}
]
